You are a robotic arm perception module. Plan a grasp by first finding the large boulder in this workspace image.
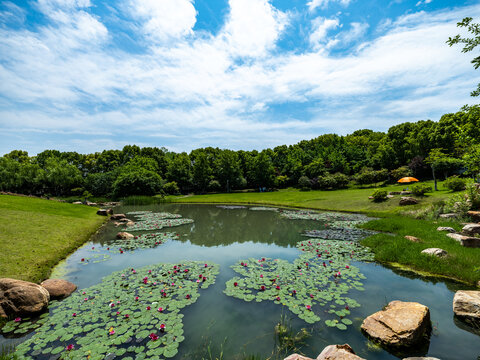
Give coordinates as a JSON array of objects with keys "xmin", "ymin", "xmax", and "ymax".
[
  {"xmin": 453, "ymin": 290, "xmax": 480, "ymax": 324},
  {"xmin": 467, "ymin": 210, "xmax": 480, "ymax": 222},
  {"xmin": 96, "ymin": 209, "xmax": 108, "ymax": 216},
  {"xmin": 317, "ymin": 344, "xmax": 365, "ymax": 360},
  {"xmin": 462, "ymin": 223, "xmax": 480, "ymax": 236},
  {"xmin": 111, "ymin": 214, "xmax": 127, "ymax": 221},
  {"xmin": 40, "ymin": 279, "xmax": 77, "ymax": 300},
  {"xmin": 361, "ymin": 301, "xmax": 431, "ymax": 349},
  {"xmin": 421, "ymin": 248, "xmax": 447, "ymax": 257},
  {"xmin": 399, "ymin": 197, "xmax": 418, "ymax": 206},
  {"xmin": 116, "ymin": 232, "xmax": 134, "ymax": 240},
  {"xmin": 283, "ymin": 355, "xmax": 314, "ymax": 360},
  {"xmin": 0, "ymin": 278, "xmax": 50, "ymax": 318},
  {"xmin": 446, "ymin": 233, "xmax": 480, "ymax": 248}
]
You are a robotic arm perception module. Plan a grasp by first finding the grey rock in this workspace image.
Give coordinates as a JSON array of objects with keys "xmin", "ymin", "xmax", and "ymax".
[
  {"xmin": 421, "ymin": 248, "xmax": 447, "ymax": 257},
  {"xmin": 439, "ymin": 213, "xmax": 458, "ymax": 219},
  {"xmin": 96, "ymin": 209, "xmax": 108, "ymax": 216},
  {"xmin": 462, "ymin": 223, "xmax": 480, "ymax": 236},
  {"xmin": 399, "ymin": 197, "xmax": 418, "ymax": 206},
  {"xmin": 436, "ymin": 227, "xmax": 456, "ymax": 233},
  {"xmin": 453, "ymin": 290, "xmax": 480, "ymax": 324},
  {"xmin": 446, "ymin": 233, "xmax": 480, "ymax": 248}
]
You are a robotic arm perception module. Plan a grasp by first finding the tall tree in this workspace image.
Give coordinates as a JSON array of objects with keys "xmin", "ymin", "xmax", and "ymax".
[{"xmin": 447, "ymin": 17, "xmax": 480, "ymax": 96}]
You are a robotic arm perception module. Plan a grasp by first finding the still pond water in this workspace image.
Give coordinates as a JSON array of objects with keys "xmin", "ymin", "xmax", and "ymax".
[{"xmin": 2, "ymin": 204, "xmax": 479, "ymax": 359}]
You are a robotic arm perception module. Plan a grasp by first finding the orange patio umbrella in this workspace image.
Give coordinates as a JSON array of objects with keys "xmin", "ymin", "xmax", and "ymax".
[{"xmin": 397, "ymin": 177, "xmax": 419, "ymax": 183}]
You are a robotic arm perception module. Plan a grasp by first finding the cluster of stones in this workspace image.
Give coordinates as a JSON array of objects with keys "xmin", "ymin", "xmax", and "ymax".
[
  {"xmin": 0, "ymin": 278, "xmax": 76, "ymax": 319},
  {"xmin": 284, "ymin": 291, "xmax": 479, "ymax": 359}
]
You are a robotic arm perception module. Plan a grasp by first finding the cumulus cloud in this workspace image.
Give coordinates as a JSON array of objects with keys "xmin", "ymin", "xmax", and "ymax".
[
  {"xmin": 309, "ymin": 17, "xmax": 339, "ymax": 49},
  {"xmin": 307, "ymin": 0, "xmax": 352, "ymax": 12},
  {"xmin": 128, "ymin": 0, "xmax": 197, "ymax": 42},
  {"xmin": 0, "ymin": 1, "xmax": 479, "ymax": 154}
]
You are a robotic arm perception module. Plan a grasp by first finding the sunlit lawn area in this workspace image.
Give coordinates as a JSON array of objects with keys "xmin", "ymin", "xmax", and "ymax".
[
  {"xmin": 0, "ymin": 195, "xmax": 106, "ymax": 283},
  {"xmin": 167, "ymin": 180, "xmax": 452, "ymax": 214}
]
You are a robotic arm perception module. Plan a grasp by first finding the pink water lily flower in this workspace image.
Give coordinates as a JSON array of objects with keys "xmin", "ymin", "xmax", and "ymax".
[
  {"xmin": 260, "ymin": 274, "xmax": 263, "ymax": 278},
  {"xmin": 345, "ymin": 265, "xmax": 350, "ymax": 269},
  {"xmin": 109, "ymin": 330, "xmax": 115, "ymax": 335},
  {"xmin": 146, "ymin": 306, "xmax": 151, "ymax": 310},
  {"xmin": 84, "ymin": 297, "xmax": 88, "ymax": 301},
  {"xmin": 234, "ymin": 282, "xmax": 238, "ymax": 287},
  {"xmin": 110, "ymin": 303, "xmax": 115, "ymax": 308},
  {"xmin": 157, "ymin": 307, "xmax": 163, "ymax": 312},
  {"xmin": 149, "ymin": 333, "xmax": 159, "ymax": 341},
  {"xmin": 148, "ymin": 270, "xmax": 152, "ymax": 274},
  {"xmin": 135, "ymin": 296, "xmax": 139, "ymax": 301},
  {"xmin": 160, "ymin": 323, "xmax": 166, "ymax": 331},
  {"xmin": 72, "ymin": 313, "xmax": 77, "ymax": 317},
  {"xmin": 66, "ymin": 344, "xmax": 74, "ymax": 351},
  {"xmin": 14, "ymin": 317, "xmax": 21, "ymax": 322},
  {"xmin": 186, "ymin": 294, "xmax": 191, "ymax": 299},
  {"xmin": 124, "ymin": 314, "xmax": 129, "ymax": 318},
  {"xmin": 116, "ymin": 311, "xmax": 120, "ymax": 315},
  {"xmin": 306, "ymin": 305, "xmax": 312, "ymax": 311},
  {"xmin": 276, "ymin": 297, "xmax": 281, "ymax": 301}
]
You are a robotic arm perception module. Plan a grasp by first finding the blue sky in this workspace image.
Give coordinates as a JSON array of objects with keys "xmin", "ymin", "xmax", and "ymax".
[{"xmin": 0, "ymin": 0, "xmax": 479, "ymax": 155}]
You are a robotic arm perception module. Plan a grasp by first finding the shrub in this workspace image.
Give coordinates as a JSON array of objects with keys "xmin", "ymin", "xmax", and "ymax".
[
  {"xmin": 275, "ymin": 175, "xmax": 288, "ymax": 188},
  {"xmin": 390, "ymin": 166, "xmax": 412, "ymax": 181},
  {"xmin": 298, "ymin": 176, "xmax": 311, "ymax": 191},
  {"xmin": 371, "ymin": 189, "xmax": 388, "ymax": 202},
  {"xmin": 466, "ymin": 183, "xmax": 480, "ymax": 209},
  {"xmin": 411, "ymin": 183, "xmax": 432, "ymax": 196},
  {"xmin": 444, "ymin": 176, "xmax": 466, "ymax": 192},
  {"xmin": 163, "ymin": 181, "xmax": 180, "ymax": 195},
  {"xmin": 207, "ymin": 180, "xmax": 221, "ymax": 192},
  {"xmin": 355, "ymin": 168, "xmax": 388, "ymax": 185},
  {"xmin": 315, "ymin": 173, "xmax": 349, "ymax": 190}
]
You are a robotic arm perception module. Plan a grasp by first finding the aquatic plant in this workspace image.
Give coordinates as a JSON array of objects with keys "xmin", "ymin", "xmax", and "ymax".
[
  {"xmin": 249, "ymin": 207, "xmax": 278, "ymax": 211},
  {"xmin": 215, "ymin": 205, "xmax": 247, "ymax": 209},
  {"xmin": 225, "ymin": 240, "xmax": 373, "ymax": 328},
  {"xmin": 125, "ymin": 211, "xmax": 193, "ymax": 231},
  {"xmin": 302, "ymin": 228, "xmax": 376, "ymax": 241},
  {"xmin": 11, "ymin": 261, "xmax": 219, "ymax": 359}
]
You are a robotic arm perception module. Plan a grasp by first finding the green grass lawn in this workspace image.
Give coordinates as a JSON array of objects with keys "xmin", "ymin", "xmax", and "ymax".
[
  {"xmin": 167, "ymin": 180, "xmax": 451, "ymax": 213},
  {"xmin": 360, "ymin": 216, "xmax": 480, "ymax": 285},
  {"xmin": 0, "ymin": 195, "xmax": 106, "ymax": 283}
]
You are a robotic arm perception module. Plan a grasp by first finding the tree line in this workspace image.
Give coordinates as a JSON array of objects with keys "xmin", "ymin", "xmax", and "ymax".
[{"xmin": 1, "ymin": 105, "xmax": 479, "ymax": 198}]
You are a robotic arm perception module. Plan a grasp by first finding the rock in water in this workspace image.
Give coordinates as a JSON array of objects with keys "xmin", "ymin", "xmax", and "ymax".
[
  {"xmin": 453, "ymin": 290, "xmax": 480, "ymax": 324},
  {"xmin": 361, "ymin": 301, "xmax": 431, "ymax": 349},
  {"xmin": 461, "ymin": 223, "xmax": 480, "ymax": 236},
  {"xmin": 96, "ymin": 209, "xmax": 108, "ymax": 216},
  {"xmin": 111, "ymin": 214, "xmax": 127, "ymax": 220},
  {"xmin": 421, "ymin": 248, "xmax": 447, "ymax": 257},
  {"xmin": 399, "ymin": 197, "xmax": 418, "ymax": 206},
  {"xmin": 40, "ymin": 279, "xmax": 77, "ymax": 300},
  {"xmin": 283, "ymin": 355, "xmax": 314, "ymax": 360},
  {"xmin": 0, "ymin": 278, "xmax": 50, "ymax": 318},
  {"xmin": 116, "ymin": 232, "xmax": 134, "ymax": 240},
  {"xmin": 317, "ymin": 344, "xmax": 366, "ymax": 360}
]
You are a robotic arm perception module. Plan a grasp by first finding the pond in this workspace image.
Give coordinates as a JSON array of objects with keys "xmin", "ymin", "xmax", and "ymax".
[{"xmin": 1, "ymin": 204, "xmax": 479, "ymax": 359}]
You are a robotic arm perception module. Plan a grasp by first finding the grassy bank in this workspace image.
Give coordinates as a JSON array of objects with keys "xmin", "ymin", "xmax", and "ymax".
[
  {"xmin": 168, "ymin": 181, "xmax": 480, "ymax": 286},
  {"xmin": 0, "ymin": 195, "xmax": 106, "ymax": 283},
  {"xmin": 166, "ymin": 181, "xmax": 450, "ymax": 213},
  {"xmin": 360, "ymin": 216, "xmax": 480, "ymax": 285}
]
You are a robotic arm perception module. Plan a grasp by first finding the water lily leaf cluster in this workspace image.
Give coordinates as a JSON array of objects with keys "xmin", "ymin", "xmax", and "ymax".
[
  {"xmin": 302, "ymin": 228, "xmax": 376, "ymax": 241},
  {"xmin": 14, "ymin": 261, "xmax": 219, "ymax": 360},
  {"xmin": 279, "ymin": 210, "xmax": 370, "ymax": 223},
  {"xmin": 249, "ymin": 207, "xmax": 278, "ymax": 211},
  {"xmin": 225, "ymin": 239, "xmax": 373, "ymax": 328},
  {"xmin": 1, "ymin": 312, "xmax": 50, "ymax": 337},
  {"xmin": 216, "ymin": 205, "xmax": 247, "ymax": 209},
  {"xmin": 125, "ymin": 211, "xmax": 194, "ymax": 231},
  {"xmin": 110, "ymin": 232, "xmax": 178, "ymax": 252}
]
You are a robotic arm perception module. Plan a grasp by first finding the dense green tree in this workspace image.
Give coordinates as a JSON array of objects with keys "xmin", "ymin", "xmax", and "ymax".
[
  {"xmin": 192, "ymin": 152, "xmax": 211, "ymax": 193},
  {"xmin": 216, "ymin": 150, "xmax": 242, "ymax": 192},
  {"xmin": 42, "ymin": 158, "xmax": 83, "ymax": 195},
  {"xmin": 252, "ymin": 151, "xmax": 275, "ymax": 188},
  {"xmin": 166, "ymin": 153, "xmax": 192, "ymax": 192},
  {"xmin": 112, "ymin": 168, "xmax": 163, "ymax": 197}
]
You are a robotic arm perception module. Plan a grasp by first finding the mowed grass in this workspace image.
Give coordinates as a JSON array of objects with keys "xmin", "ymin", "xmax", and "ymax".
[
  {"xmin": 360, "ymin": 216, "xmax": 480, "ymax": 285},
  {"xmin": 0, "ymin": 195, "xmax": 106, "ymax": 283},
  {"xmin": 168, "ymin": 180, "xmax": 451, "ymax": 213}
]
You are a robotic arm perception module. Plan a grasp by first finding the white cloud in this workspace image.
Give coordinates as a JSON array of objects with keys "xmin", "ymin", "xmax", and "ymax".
[
  {"xmin": 416, "ymin": 0, "xmax": 433, "ymax": 6},
  {"xmin": 309, "ymin": 17, "xmax": 339, "ymax": 49},
  {"xmin": 128, "ymin": 0, "xmax": 197, "ymax": 42},
  {"xmin": 1, "ymin": 2, "xmax": 480, "ymax": 155},
  {"xmin": 326, "ymin": 21, "xmax": 369, "ymax": 48},
  {"xmin": 307, "ymin": 0, "xmax": 352, "ymax": 12},
  {"xmin": 221, "ymin": 0, "xmax": 290, "ymax": 57}
]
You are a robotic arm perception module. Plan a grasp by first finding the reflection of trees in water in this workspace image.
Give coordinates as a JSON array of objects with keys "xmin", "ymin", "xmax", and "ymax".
[{"xmin": 173, "ymin": 205, "xmax": 312, "ymax": 247}]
